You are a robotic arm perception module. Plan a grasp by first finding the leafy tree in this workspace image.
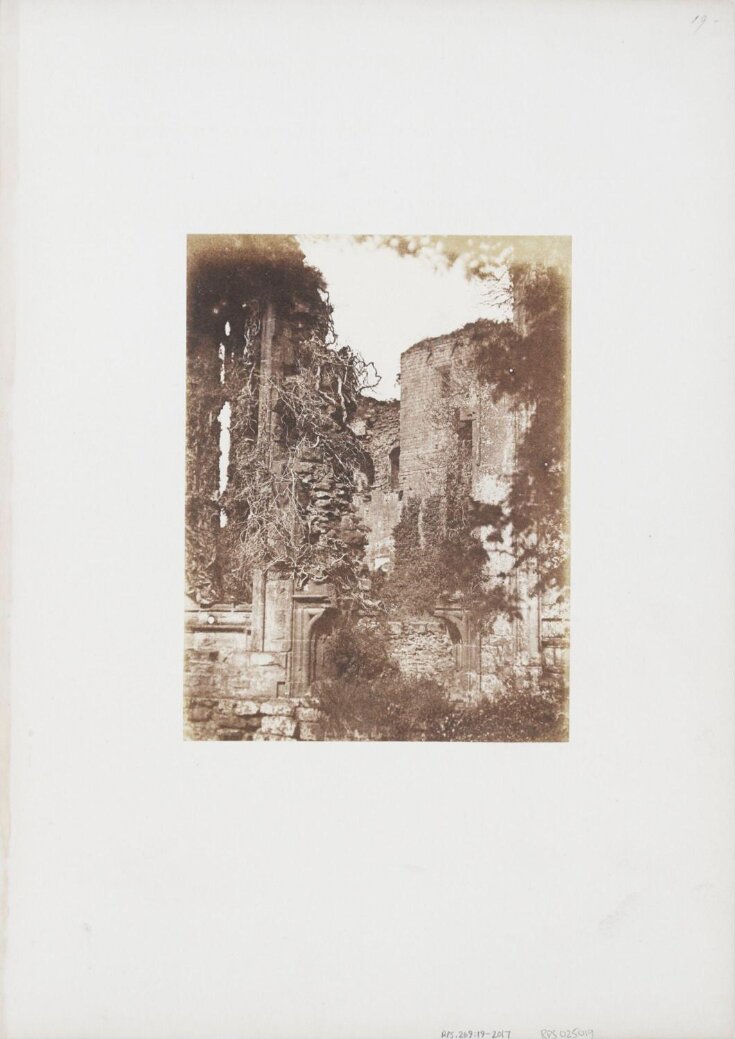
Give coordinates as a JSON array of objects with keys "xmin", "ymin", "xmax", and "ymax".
[
  {"xmin": 353, "ymin": 236, "xmax": 570, "ymax": 609},
  {"xmin": 470, "ymin": 264, "xmax": 569, "ymax": 598}
]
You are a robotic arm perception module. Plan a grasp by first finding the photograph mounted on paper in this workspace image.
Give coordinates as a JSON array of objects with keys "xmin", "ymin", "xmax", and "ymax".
[{"xmin": 185, "ymin": 235, "xmax": 570, "ymax": 742}]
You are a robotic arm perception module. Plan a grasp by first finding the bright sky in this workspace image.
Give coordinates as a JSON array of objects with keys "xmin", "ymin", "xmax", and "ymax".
[{"xmin": 298, "ymin": 236, "xmax": 510, "ymax": 400}]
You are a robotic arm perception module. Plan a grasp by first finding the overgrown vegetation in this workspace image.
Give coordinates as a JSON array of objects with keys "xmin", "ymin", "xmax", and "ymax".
[
  {"xmin": 365, "ymin": 242, "xmax": 569, "ymax": 618},
  {"xmin": 222, "ymin": 335, "xmax": 376, "ymax": 600},
  {"xmin": 314, "ymin": 618, "xmax": 567, "ymax": 742},
  {"xmin": 470, "ymin": 264, "xmax": 569, "ymax": 600},
  {"xmin": 375, "ymin": 489, "xmax": 517, "ymax": 627},
  {"xmin": 186, "ymin": 236, "xmax": 569, "ymax": 740},
  {"xmin": 186, "ymin": 235, "xmax": 377, "ymax": 605}
]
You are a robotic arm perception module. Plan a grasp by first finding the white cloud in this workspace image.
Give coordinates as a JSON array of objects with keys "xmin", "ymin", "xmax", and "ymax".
[{"xmin": 299, "ymin": 236, "xmax": 509, "ymax": 399}]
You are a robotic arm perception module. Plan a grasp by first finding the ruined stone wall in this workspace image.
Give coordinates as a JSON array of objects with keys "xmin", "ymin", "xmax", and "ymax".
[
  {"xmin": 186, "ymin": 235, "xmax": 334, "ymax": 607},
  {"xmin": 399, "ymin": 336, "xmax": 457, "ymax": 500},
  {"xmin": 356, "ymin": 616, "xmax": 460, "ymax": 687},
  {"xmin": 184, "ymin": 692, "xmax": 321, "ymax": 741},
  {"xmin": 186, "ymin": 629, "xmax": 253, "ymax": 699},
  {"xmin": 384, "ymin": 619, "xmax": 458, "ymax": 683},
  {"xmin": 398, "ymin": 324, "xmax": 544, "ymax": 672},
  {"xmin": 479, "ymin": 632, "xmax": 529, "ymax": 696},
  {"xmin": 540, "ymin": 590, "xmax": 570, "ymax": 677},
  {"xmin": 184, "ymin": 601, "xmax": 289, "ymax": 699},
  {"xmin": 398, "ymin": 325, "xmax": 520, "ymax": 602},
  {"xmin": 184, "ymin": 590, "xmax": 336, "ymax": 736},
  {"xmin": 399, "ymin": 325, "xmax": 519, "ymax": 505},
  {"xmin": 350, "ymin": 397, "xmax": 401, "ymax": 571}
]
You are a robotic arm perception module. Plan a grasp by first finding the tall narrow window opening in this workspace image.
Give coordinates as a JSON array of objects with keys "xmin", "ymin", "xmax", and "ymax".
[{"xmin": 389, "ymin": 446, "xmax": 400, "ymax": 491}]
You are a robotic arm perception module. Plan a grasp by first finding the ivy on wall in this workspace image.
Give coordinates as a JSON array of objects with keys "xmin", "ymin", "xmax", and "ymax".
[
  {"xmin": 186, "ymin": 236, "xmax": 376, "ymax": 605},
  {"xmin": 373, "ymin": 261, "xmax": 569, "ymax": 628},
  {"xmin": 187, "ymin": 238, "xmax": 569, "ymax": 632},
  {"xmin": 470, "ymin": 264, "xmax": 570, "ymax": 601}
]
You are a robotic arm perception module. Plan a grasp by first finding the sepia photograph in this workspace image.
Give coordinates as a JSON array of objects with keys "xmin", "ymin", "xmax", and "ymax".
[
  {"xmin": 185, "ymin": 235, "xmax": 570, "ymax": 741},
  {"xmin": 6, "ymin": 0, "xmax": 735, "ymax": 1035}
]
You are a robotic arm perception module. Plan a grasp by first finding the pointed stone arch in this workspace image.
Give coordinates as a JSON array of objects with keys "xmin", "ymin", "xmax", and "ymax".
[
  {"xmin": 433, "ymin": 605, "xmax": 480, "ymax": 696},
  {"xmin": 308, "ymin": 607, "xmax": 339, "ymax": 686},
  {"xmin": 290, "ymin": 581, "xmax": 337, "ymax": 696}
]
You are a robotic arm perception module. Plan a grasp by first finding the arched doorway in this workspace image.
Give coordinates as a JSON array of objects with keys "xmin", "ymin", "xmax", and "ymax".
[
  {"xmin": 308, "ymin": 608, "xmax": 338, "ymax": 686},
  {"xmin": 434, "ymin": 606, "xmax": 480, "ymax": 696},
  {"xmin": 439, "ymin": 616, "xmax": 463, "ymax": 671}
]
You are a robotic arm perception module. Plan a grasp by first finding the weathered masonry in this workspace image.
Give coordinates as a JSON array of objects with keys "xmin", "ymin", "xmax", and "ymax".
[
  {"xmin": 186, "ymin": 328, "xmax": 568, "ymax": 738},
  {"xmin": 186, "ymin": 256, "xmax": 344, "ymax": 737},
  {"xmin": 184, "ymin": 584, "xmax": 331, "ymax": 740},
  {"xmin": 185, "ymin": 241, "xmax": 568, "ymax": 738},
  {"xmin": 350, "ymin": 323, "xmax": 568, "ymax": 698}
]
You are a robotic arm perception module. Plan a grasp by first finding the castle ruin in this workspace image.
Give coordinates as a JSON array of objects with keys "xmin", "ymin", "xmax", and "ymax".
[{"xmin": 184, "ymin": 237, "xmax": 569, "ymax": 740}]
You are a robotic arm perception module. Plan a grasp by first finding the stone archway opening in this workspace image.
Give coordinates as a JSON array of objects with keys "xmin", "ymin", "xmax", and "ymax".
[
  {"xmin": 433, "ymin": 606, "xmax": 480, "ymax": 697},
  {"xmin": 308, "ymin": 607, "xmax": 338, "ymax": 686},
  {"xmin": 439, "ymin": 616, "xmax": 463, "ymax": 672}
]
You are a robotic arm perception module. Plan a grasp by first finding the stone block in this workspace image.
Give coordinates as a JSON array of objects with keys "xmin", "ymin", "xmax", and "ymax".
[
  {"xmin": 240, "ymin": 673, "xmax": 282, "ymax": 700},
  {"xmin": 297, "ymin": 721, "xmax": 321, "ymax": 741},
  {"xmin": 296, "ymin": 706, "xmax": 320, "ymax": 722},
  {"xmin": 259, "ymin": 700, "xmax": 295, "ymax": 716},
  {"xmin": 187, "ymin": 700, "xmax": 213, "ymax": 722},
  {"xmin": 232, "ymin": 700, "xmax": 260, "ymax": 716},
  {"xmin": 252, "ymin": 732, "xmax": 296, "ymax": 741},
  {"xmin": 246, "ymin": 651, "xmax": 285, "ymax": 668},
  {"xmin": 225, "ymin": 715, "xmax": 262, "ymax": 733},
  {"xmin": 216, "ymin": 728, "xmax": 245, "ymax": 741},
  {"xmin": 260, "ymin": 715, "xmax": 297, "ymax": 737},
  {"xmin": 187, "ymin": 708, "xmax": 212, "ymax": 724},
  {"xmin": 190, "ymin": 678, "xmax": 219, "ymax": 696}
]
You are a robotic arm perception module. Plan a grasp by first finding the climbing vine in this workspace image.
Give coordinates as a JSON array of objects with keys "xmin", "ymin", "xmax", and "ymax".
[
  {"xmin": 370, "ymin": 260, "xmax": 569, "ymax": 626},
  {"xmin": 187, "ymin": 237, "xmax": 569, "ymax": 630},
  {"xmin": 221, "ymin": 335, "xmax": 378, "ymax": 600},
  {"xmin": 376, "ymin": 480, "xmax": 518, "ymax": 627},
  {"xmin": 186, "ymin": 235, "xmax": 377, "ymax": 605},
  {"xmin": 469, "ymin": 263, "xmax": 570, "ymax": 602}
]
